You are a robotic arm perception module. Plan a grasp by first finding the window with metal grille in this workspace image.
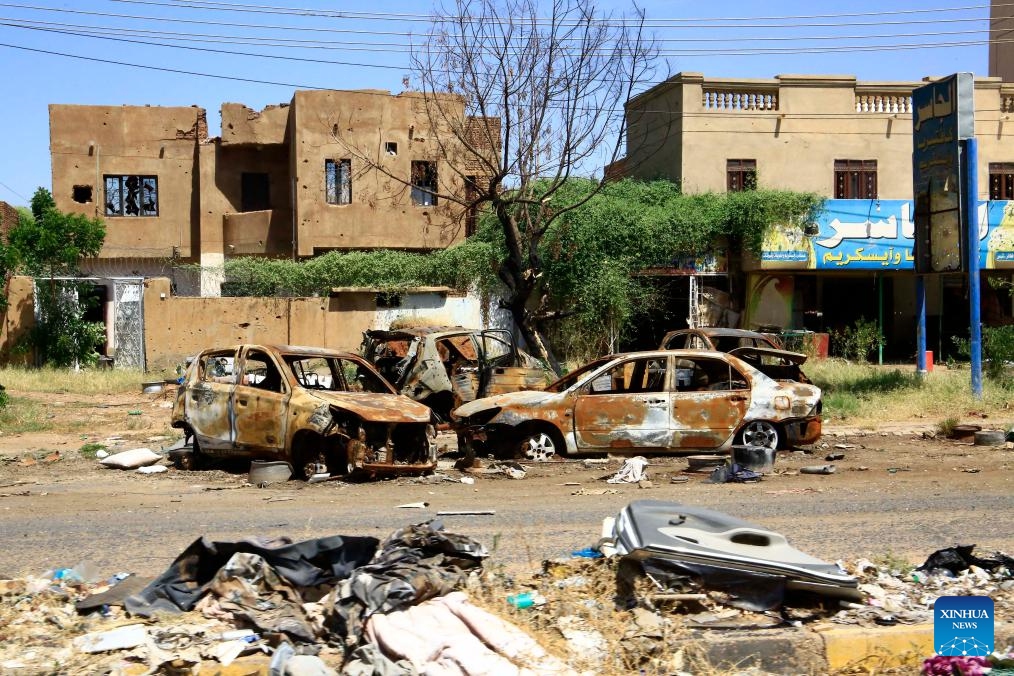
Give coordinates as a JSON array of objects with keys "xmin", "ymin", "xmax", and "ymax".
[
  {"xmin": 834, "ymin": 160, "xmax": 878, "ymax": 199},
  {"xmin": 726, "ymin": 159, "xmax": 757, "ymax": 192},
  {"xmin": 104, "ymin": 175, "xmax": 158, "ymax": 217},
  {"xmin": 989, "ymin": 163, "xmax": 1014, "ymax": 200},
  {"xmin": 411, "ymin": 161, "xmax": 438, "ymax": 206},
  {"xmin": 465, "ymin": 175, "xmax": 479, "ymax": 236},
  {"xmin": 325, "ymin": 159, "xmax": 352, "ymax": 205}
]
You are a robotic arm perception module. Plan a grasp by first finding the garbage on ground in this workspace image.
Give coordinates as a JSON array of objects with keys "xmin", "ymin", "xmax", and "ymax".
[
  {"xmin": 800, "ymin": 464, "xmax": 836, "ymax": 475},
  {"xmin": 99, "ymin": 447, "xmax": 161, "ymax": 469},
  {"xmin": 606, "ymin": 456, "xmax": 649, "ymax": 483},
  {"xmin": 487, "ymin": 460, "xmax": 527, "ymax": 479},
  {"xmin": 136, "ymin": 464, "xmax": 168, "ymax": 474},
  {"xmin": 707, "ymin": 461, "xmax": 762, "ymax": 483}
]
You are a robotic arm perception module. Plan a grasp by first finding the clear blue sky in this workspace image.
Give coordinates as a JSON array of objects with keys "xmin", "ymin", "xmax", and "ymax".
[{"xmin": 0, "ymin": 0, "xmax": 991, "ymax": 207}]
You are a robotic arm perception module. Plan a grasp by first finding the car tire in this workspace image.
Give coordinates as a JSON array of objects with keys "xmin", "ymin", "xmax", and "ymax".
[
  {"xmin": 173, "ymin": 427, "xmax": 204, "ymax": 470},
  {"xmin": 738, "ymin": 420, "xmax": 780, "ymax": 450},
  {"xmin": 517, "ymin": 426, "xmax": 563, "ymax": 462}
]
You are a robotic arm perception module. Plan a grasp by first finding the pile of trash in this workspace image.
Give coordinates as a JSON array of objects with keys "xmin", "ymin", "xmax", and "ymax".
[{"xmin": 2, "ymin": 503, "xmax": 1012, "ymax": 675}]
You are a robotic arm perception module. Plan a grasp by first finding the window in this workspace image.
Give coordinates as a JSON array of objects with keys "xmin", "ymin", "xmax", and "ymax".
[
  {"xmin": 104, "ymin": 175, "xmax": 158, "ymax": 217},
  {"xmin": 325, "ymin": 159, "xmax": 352, "ymax": 205},
  {"xmin": 385, "ymin": 142, "xmax": 398, "ymax": 156},
  {"xmin": 834, "ymin": 160, "xmax": 878, "ymax": 199},
  {"xmin": 588, "ymin": 357, "xmax": 668, "ymax": 394},
  {"xmin": 673, "ymin": 357, "xmax": 746, "ymax": 392},
  {"xmin": 241, "ymin": 173, "xmax": 270, "ymax": 212},
  {"xmin": 465, "ymin": 175, "xmax": 479, "ymax": 236},
  {"xmin": 989, "ymin": 163, "xmax": 1014, "ymax": 200},
  {"xmin": 727, "ymin": 159, "xmax": 757, "ymax": 192},
  {"xmin": 240, "ymin": 350, "xmax": 283, "ymax": 393},
  {"xmin": 72, "ymin": 185, "xmax": 92, "ymax": 204},
  {"xmin": 411, "ymin": 161, "xmax": 438, "ymax": 206}
]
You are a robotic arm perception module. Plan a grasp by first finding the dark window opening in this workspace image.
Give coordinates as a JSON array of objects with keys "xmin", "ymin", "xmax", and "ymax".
[
  {"xmin": 241, "ymin": 172, "xmax": 271, "ymax": 212},
  {"xmin": 726, "ymin": 159, "xmax": 757, "ymax": 192},
  {"xmin": 989, "ymin": 163, "xmax": 1014, "ymax": 200},
  {"xmin": 72, "ymin": 185, "xmax": 93, "ymax": 204},
  {"xmin": 385, "ymin": 142, "xmax": 398, "ymax": 156},
  {"xmin": 834, "ymin": 160, "xmax": 878, "ymax": 199},
  {"xmin": 465, "ymin": 175, "xmax": 479, "ymax": 236},
  {"xmin": 325, "ymin": 159, "xmax": 352, "ymax": 205},
  {"xmin": 376, "ymin": 292, "xmax": 402, "ymax": 308},
  {"xmin": 411, "ymin": 161, "xmax": 438, "ymax": 206},
  {"xmin": 104, "ymin": 175, "xmax": 158, "ymax": 217}
]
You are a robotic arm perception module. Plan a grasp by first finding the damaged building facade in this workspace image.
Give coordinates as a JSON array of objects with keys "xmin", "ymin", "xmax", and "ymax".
[
  {"xmin": 49, "ymin": 89, "xmax": 479, "ymax": 296},
  {"xmin": 612, "ymin": 72, "xmax": 1014, "ymax": 360}
]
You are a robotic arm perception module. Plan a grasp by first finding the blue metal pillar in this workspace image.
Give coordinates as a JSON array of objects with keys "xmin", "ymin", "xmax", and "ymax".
[
  {"xmin": 963, "ymin": 138, "xmax": 983, "ymax": 397},
  {"xmin": 916, "ymin": 276, "xmax": 927, "ymax": 376}
]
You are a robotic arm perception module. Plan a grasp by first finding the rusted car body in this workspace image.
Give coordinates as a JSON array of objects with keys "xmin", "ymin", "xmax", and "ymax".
[
  {"xmin": 361, "ymin": 326, "xmax": 553, "ymax": 420},
  {"xmin": 453, "ymin": 349, "xmax": 821, "ymax": 461},
  {"xmin": 171, "ymin": 344, "xmax": 437, "ymax": 479}
]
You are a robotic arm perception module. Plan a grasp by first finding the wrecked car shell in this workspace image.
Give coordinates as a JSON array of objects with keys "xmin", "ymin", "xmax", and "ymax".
[
  {"xmin": 453, "ymin": 349, "xmax": 821, "ymax": 461},
  {"xmin": 361, "ymin": 326, "xmax": 552, "ymax": 420},
  {"xmin": 660, "ymin": 327, "xmax": 783, "ymax": 352},
  {"xmin": 171, "ymin": 344, "xmax": 437, "ymax": 479}
]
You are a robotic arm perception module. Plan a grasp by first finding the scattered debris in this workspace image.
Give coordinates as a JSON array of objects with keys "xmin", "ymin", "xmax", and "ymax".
[
  {"xmin": 606, "ymin": 456, "xmax": 649, "ymax": 484},
  {"xmin": 488, "ymin": 460, "xmax": 527, "ymax": 479},
  {"xmin": 825, "ymin": 452, "xmax": 845, "ymax": 461},
  {"xmin": 707, "ymin": 462, "xmax": 762, "ymax": 483},
  {"xmin": 396, "ymin": 501, "xmax": 430, "ymax": 509},
  {"xmin": 435, "ymin": 509, "xmax": 495, "ymax": 516},
  {"xmin": 800, "ymin": 464, "xmax": 836, "ymax": 475},
  {"xmin": 136, "ymin": 464, "xmax": 168, "ymax": 474}
]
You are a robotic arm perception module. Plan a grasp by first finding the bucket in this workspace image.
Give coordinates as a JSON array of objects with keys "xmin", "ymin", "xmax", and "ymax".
[
  {"xmin": 249, "ymin": 460, "xmax": 292, "ymax": 485},
  {"xmin": 732, "ymin": 445, "xmax": 775, "ymax": 474}
]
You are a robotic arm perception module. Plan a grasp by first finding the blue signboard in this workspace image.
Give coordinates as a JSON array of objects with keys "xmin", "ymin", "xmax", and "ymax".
[{"xmin": 760, "ymin": 199, "xmax": 1014, "ymax": 270}]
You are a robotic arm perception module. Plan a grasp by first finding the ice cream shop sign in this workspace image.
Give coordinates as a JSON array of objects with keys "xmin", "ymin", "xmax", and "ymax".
[{"xmin": 759, "ymin": 199, "xmax": 1014, "ymax": 271}]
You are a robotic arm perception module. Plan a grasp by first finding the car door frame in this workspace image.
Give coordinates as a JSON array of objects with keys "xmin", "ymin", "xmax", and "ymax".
[
  {"xmin": 671, "ymin": 355, "xmax": 750, "ymax": 449},
  {"xmin": 571, "ymin": 355, "xmax": 674, "ymax": 452},
  {"xmin": 231, "ymin": 346, "xmax": 291, "ymax": 457},
  {"xmin": 183, "ymin": 348, "xmax": 238, "ymax": 452}
]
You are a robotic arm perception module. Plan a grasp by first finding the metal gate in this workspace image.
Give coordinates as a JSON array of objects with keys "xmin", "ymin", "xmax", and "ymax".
[{"xmin": 113, "ymin": 279, "xmax": 145, "ymax": 370}]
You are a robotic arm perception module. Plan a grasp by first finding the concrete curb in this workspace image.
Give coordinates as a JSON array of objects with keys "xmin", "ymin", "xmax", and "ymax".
[{"xmin": 692, "ymin": 621, "xmax": 1013, "ymax": 675}]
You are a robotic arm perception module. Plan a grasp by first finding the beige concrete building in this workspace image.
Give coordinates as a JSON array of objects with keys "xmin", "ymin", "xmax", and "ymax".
[
  {"xmin": 49, "ymin": 90, "xmax": 479, "ymax": 295},
  {"xmin": 614, "ymin": 73, "xmax": 1014, "ymax": 360},
  {"xmin": 991, "ymin": 0, "xmax": 1014, "ymax": 82}
]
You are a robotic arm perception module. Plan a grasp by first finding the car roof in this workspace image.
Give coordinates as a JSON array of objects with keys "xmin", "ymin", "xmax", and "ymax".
[
  {"xmin": 203, "ymin": 344, "xmax": 364, "ymax": 359},
  {"xmin": 365, "ymin": 326, "xmax": 474, "ymax": 339},
  {"xmin": 671, "ymin": 328, "xmax": 774, "ymax": 338},
  {"xmin": 601, "ymin": 349, "xmax": 732, "ymax": 360}
]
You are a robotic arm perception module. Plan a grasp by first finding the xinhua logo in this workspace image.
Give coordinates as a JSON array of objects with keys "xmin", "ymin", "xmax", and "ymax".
[{"xmin": 934, "ymin": 596, "xmax": 994, "ymax": 657}]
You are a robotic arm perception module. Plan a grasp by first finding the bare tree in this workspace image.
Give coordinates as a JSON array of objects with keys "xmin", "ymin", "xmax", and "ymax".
[{"xmin": 335, "ymin": 0, "xmax": 660, "ymax": 367}]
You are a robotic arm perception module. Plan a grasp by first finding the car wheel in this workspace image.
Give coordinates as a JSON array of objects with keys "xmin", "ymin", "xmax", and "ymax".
[
  {"xmin": 518, "ymin": 430, "xmax": 559, "ymax": 462},
  {"xmin": 739, "ymin": 421, "xmax": 780, "ymax": 450},
  {"xmin": 173, "ymin": 428, "xmax": 203, "ymax": 470},
  {"xmin": 295, "ymin": 448, "xmax": 328, "ymax": 481}
]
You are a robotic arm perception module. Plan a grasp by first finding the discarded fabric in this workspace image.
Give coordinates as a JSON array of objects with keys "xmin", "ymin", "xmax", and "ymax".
[{"xmin": 607, "ymin": 456, "xmax": 649, "ymax": 484}]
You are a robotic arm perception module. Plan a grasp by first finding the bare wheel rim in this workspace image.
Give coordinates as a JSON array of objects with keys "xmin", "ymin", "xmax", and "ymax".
[
  {"xmin": 741, "ymin": 421, "xmax": 779, "ymax": 450},
  {"xmin": 520, "ymin": 432, "xmax": 557, "ymax": 462}
]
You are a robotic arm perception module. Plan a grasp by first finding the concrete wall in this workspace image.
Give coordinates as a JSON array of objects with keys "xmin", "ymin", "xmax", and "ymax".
[
  {"xmin": 0, "ymin": 276, "xmax": 33, "ymax": 365},
  {"xmin": 622, "ymin": 73, "xmax": 1014, "ymax": 201},
  {"xmin": 49, "ymin": 104, "xmax": 205, "ymax": 259},
  {"xmin": 291, "ymin": 90, "xmax": 467, "ymax": 255},
  {"xmin": 139, "ymin": 278, "xmax": 498, "ymax": 370}
]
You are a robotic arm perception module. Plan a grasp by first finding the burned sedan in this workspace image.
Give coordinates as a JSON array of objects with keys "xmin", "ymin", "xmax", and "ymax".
[
  {"xmin": 171, "ymin": 344, "xmax": 436, "ymax": 479},
  {"xmin": 361, "ymin": 326, "xmax": 553, "ymax": 421},
  {"xmin": 453, "ymin": 350, "xmax": 821, "ymax": 461}
]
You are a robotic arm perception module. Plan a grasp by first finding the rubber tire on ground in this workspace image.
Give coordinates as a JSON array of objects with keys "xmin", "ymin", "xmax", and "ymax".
[
  {"xmin": 973, "ymin": 429, "xmax": 1006, "ymax": 446},
  {"xmin": 517, "ymin": 428, "xmax": 562, "ymax": 462}
]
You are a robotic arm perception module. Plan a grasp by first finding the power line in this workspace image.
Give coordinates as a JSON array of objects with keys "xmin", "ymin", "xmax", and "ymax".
[{"xmin": 0, "ymin": 179, "xmax": 28, "ymax": 201}]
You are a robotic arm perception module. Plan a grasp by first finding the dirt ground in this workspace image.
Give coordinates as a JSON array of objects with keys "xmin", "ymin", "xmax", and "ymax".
[{"xmin": 0, "ymin": 388, "xmax": 1012, "ymax": 581}]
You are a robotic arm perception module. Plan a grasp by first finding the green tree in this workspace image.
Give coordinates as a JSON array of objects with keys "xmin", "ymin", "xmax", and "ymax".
[{"xmin": 7, "ymin": 188, "xmax": 106, "ymax": 366}]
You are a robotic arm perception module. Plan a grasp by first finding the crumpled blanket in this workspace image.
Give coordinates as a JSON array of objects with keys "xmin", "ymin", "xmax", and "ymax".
[
  {"xmin": 351, "ymin": 591, "xmax": 575, "ymax": 676},
  {"xmin": 606, "ymin": 456, "xmax": 648, "ymax": 484},
  {"xmin": 125, "ymin": 534, "xmax": 379, "ymax": 617}
]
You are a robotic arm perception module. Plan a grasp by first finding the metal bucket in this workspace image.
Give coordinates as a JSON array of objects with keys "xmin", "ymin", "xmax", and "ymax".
[
  {"xmin": 249, "ymin": 460, "xmax": 292, "ymax": 485},
  {"xmin": 732, "ymin": 445, "xmax": 775, "ymax": 474}
]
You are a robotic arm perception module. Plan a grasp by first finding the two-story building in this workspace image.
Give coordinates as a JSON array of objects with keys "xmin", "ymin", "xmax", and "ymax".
[
  {"xmin": 49, "ymin": 89, "xmax": 482, "ymax": 296},
  {"xmin": 612, "ymin": 72, "xmax": 1014, "ymax": 360}
]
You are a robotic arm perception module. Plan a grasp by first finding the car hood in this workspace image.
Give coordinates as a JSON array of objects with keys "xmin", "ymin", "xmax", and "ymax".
[
  {"xmin": 454, "ymin": 389, "xmax": 559, "ymax": 418},
  {"xmin": 309, "ymin": 391, "xmax": 432, "ymax": 423}
]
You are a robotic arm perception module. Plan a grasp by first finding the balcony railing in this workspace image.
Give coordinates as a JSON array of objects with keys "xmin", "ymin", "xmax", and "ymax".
[
  {"xmin": 855, "ymin": 92, "xmax": 913, "ymax": 113},
  {"xmin": 702, "ymin": 88, "xmax": 778, "ymax": 111}
]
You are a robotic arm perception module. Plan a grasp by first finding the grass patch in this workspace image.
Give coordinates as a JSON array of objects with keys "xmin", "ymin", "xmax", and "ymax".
[
  {"xmin": 0, "ymin": 396, "xmax": 52, "ymax": 434},
  {"xmin": 0, "ymin": 366, "xmax": 151, "ymax": 395},
  {"xmin": 79, "ymin": 442, "xmax": 106, "ymax": 458},
  {"xmin": 936, "ymin": 416, "xmax": 960, "ymax": 438}
]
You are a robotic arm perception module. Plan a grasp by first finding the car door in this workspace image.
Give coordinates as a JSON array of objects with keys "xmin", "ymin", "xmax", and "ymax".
[
  {"xmin": 183, "ymin": 349, "xmax": 237, "ymax": 452},
  {"xmin": 477, "ymin": 329, "xmax": 548, "ymax": 398},
  {"xmin": 671, "ymin": 355, "xmax": 749, "ymax": 449},
  {"xmin": 572, "ymin": 356, "xmax": 672, "ymax": 451},
  {"xmin": 231, "ymin": 347, "xmax": 289, "ymax": 456}
]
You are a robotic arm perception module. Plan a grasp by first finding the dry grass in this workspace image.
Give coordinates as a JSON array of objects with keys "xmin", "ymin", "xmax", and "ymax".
[
  {"xmin": 0, "ymin": 366, "xmax": 151, "ymax": 395},
  {"xmin": 807, "ymin": 359, "xmax": 1014, "ymax": 426}
]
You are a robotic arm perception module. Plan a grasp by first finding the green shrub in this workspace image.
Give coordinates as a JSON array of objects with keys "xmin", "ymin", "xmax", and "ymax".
[
  {"xmin": 937, "ymin": 416, "xmax": 960, "ymax": 438},
  {"xmin": 0, "ymin": 385, "xmax": 8, "ymax": 410},
  {"xmin": 830, "ymin": 317, "xmax": 884, "ymax": 363}
]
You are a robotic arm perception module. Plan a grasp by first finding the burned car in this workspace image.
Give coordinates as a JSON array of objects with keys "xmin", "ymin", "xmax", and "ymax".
[
  {"xmin": 361, "ymin": 326, "xmax": 553, "ymax": 420},
  {"xmin": 171, "ymin": 344, "xmax": 436, "ymax": 479},
  {"xmin": 453, "ymin": 349, "xmax": 821, "ymax": 461}
]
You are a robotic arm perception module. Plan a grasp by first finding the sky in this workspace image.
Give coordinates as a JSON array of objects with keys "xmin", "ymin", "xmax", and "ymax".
[{"xmin": 0, "ymin": 0, "xmax": 993, "ymax": 207}]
